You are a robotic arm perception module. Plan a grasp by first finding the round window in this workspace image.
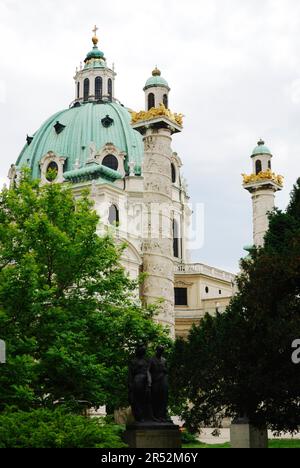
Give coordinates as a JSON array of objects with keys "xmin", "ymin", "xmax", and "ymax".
[
  {"xmin": 102, "ymin": 155, "xmax": 119, "ymax": 171},
  {"xmin": 46, "ymin": 161, "xmax": 59, "ymax": 182}
]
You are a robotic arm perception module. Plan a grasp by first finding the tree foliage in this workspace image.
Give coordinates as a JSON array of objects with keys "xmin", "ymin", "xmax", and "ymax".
[
  {"xmin": 170, "ymin": 179, "xmax": 300, "ymax": 433},
  {"xmin": 0, "ymin": 408, "xmax": 126, "ymax": 448},
  {"xmin": 0, "ymin": 172, "xmax": 171, "ymax": 412}
]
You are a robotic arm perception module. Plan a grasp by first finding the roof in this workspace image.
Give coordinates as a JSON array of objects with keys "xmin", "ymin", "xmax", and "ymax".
[
  {"xmin": 251, "ymin": 139, "xmax": 272, "ymax": 157},
  {"xmin": 16, "ymin": 102, "xmax": 144, "ymax": 179},
  {"xmin": 144, "ymin": 67, "xmax": 170, "ymax": 91}
]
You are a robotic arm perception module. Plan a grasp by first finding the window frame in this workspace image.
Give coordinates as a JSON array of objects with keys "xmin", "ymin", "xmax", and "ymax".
[{"xmin": 174, "ymin": 287, "xmax": 188, "ymax": 306}]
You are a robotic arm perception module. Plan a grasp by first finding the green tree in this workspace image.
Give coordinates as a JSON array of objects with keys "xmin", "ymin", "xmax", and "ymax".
[
  {"xmin": 170, "ymin": 179, "xmax": 300, "ymax": 434},
  {"xmin": 0, "ymin": 172, "xmax": 171, "ymax": 412},
  {"xmin": 0, "ymin": 408, "xmax": 126, "ymax": 448}
]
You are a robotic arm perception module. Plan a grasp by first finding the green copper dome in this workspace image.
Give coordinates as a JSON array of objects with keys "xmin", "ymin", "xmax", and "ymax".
[
  {"xmin": 251, "ymin": 139, "xmax": 272, "ymax": 157},
  {"xmin": 85, "ymin": 46, "xmax": 104, "ymax": 61},
  {"xmin": 144, "ymin": 67, "xmax": 170, "ymax": 91},
  {"xmin": 16, "ymin": 102, "xmax": 144, "ymax": 180}
]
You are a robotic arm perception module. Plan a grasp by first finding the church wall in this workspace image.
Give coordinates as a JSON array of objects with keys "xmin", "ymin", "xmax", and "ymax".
[{"xmin": 174, "ymin": 272, "xmax": 234, "ymax": 338}]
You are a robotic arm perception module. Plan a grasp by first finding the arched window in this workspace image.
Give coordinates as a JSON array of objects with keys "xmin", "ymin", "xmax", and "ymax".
[
  {"xmin": 84, "ymin": 78, "xmax": 90, "ymax": 102},
  {"xmin": 109, "ymin": 205, "xmax": 119, "ymax": 226},
  {"xmin": 95, "ymin": 77, "xmax": 103, "ymax": 101},
  {"xmin": 77, "ymin": 82, "xmax": 80, "ymax": 99},
  {"xmin": 173, "ymin": 219, "xmax": 180, "ymax": 258},
  {"xmin": 148, "ymin": 93, "xmax": 155, "ymax": 110},
  {"xmin": 268, "ymin": 160, "xmax": 271, "ymax": 170},
  {"xmin": 108, "ymin": 79, "xmax": 113, "ymax": 101},
  {"xmin": 255, "ymin": 160, "xmax": 262, "ymax": 175},
  {"xmin": 102, "ymin": 155, "xmax": 119, "ymax": 171},
  {"xmin": 171, "ymin": 163, "xmax": 176, "ymax": 184},
  {"xmin": 163, "ymin": 94, "xmax": 168, "ymax": 108}
]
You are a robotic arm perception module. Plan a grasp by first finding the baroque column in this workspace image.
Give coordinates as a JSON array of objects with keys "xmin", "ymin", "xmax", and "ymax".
[
  {"xmin": 243, "ymin": 140, "xmax": 283, "ymax": 247},
  {"xmin": 132, "ymin": 108, "xmax": 183, "ymax": 337}
]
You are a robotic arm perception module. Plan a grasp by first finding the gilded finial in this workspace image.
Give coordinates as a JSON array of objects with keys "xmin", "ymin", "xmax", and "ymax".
[
  {"xmin": 152, "ymin": 66, "xmax": 161, "ymax": 77},
  {"xmin": 92, "ymin": 25, "xmax": 99, "ymax": 45}
]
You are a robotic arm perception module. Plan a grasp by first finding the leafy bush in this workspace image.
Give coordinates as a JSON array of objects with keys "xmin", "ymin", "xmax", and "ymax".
[
  {"xmin": 0, "ymin": 408, "xmax": 127, "ymax": 448},
  {"xmin": 180, "ymin": 429, "xmax": 199, "ymax": 444}
]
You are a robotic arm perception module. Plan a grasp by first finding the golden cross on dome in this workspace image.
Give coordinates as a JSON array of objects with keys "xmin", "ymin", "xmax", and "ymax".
[{"xmin": 92, "ymin": 25, "xmax": 99, "ymax": 36}]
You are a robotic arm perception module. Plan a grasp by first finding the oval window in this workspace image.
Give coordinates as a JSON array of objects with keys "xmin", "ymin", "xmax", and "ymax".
[{"xmin": 46, "ymin": 161, "xmax": 59, "ymax": 182}]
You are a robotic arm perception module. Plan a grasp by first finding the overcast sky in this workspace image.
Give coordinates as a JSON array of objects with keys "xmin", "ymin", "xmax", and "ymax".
[{"xmin": 1, "ymin": 0, "xmax": 300, "ymax": 273}]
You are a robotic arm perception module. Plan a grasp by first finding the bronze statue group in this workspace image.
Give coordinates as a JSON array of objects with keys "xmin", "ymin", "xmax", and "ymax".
[{"xmin": 128, "ymin": 345, "xmax": 170, "ymax": 424}]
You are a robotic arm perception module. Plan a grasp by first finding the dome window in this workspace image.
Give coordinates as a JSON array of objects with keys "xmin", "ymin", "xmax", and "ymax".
[
  {"xmin": 95, "ymin": 77, "xmax": 103, "ymax": 101},
  {"xmin": 109, "ymin": 205, "xmax": 119, "ymax": 226},
  {"xmin": 268, "ymin": 160, "xmax": 271, "ymax": 170},
  {"xmin": 101, "ymin": 115, "xmax": 114, "ymax": 128},
  {"xmin": 54, "ymin": 121, "xmax": 66, "ymax": 135},
  {"xmin": 108, "ymin": 79, "xmax": 113, "ymax": 101},
  {"xmin": 26, "ymin": 135, "xmax": 33, "ymax": 146},
  {"xmin": 171, "ymin": 163, "xmax": 176, "ymax": 184},
  {"xmin": 77, "ymin": 82, "xmax": 80, "ymax": 99},
  {"xmin": 255, "ymin": 160, "xmax": 262, "ymax": 175},
  {"xmin": 102, "ymin": 154, "xmax": 119, "ymax": 171},
  {"xmin": 84, "ymin": 78, "xmax": 90, "ymax": 102},
  {"xmin": 46, "ymin": 161, "xmax": 59, "ymax": 182},
  {"xmin": 148, "ymin": 93, "xmax": 155, "ymax": 110}
]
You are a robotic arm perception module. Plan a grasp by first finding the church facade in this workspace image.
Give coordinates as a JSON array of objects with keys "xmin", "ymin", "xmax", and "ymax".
[{"xmin": 12, "ymin": 30, "xmax": 282, "ymax": 338}]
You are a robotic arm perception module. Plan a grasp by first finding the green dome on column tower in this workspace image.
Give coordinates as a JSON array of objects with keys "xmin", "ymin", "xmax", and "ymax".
[
  {"xmin": 251, "ymin": 139, "xmax": 272, "ymax": 157},
  {"xmin": 144, "ymin": 67, "xmax": 170, "ymax": 91}
]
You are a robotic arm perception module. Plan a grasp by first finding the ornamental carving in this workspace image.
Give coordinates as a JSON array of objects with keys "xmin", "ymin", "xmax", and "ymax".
[
  {"xmin": 144, "ymin": 157, "xmax": 171, "ymax": 175},
  {"xmin": 144, "ymin": 174, "xmax": 172, "ymax": 195},
  {"xmin": 142, "ymin": 239, "xmax": 173, "ymax": 256},
  {"xmin": 242, "ymin": 170, "xmax": 284, "ymax": 187},
  {"xmin": 175, "ymin": 280, "xmax": 193, "ymax": 288},
  {"xmin": 144, "ymin": 136, "xmax": 156, "ymax": 152},
  {"xmin": 143, "ymin": 278, "xmax": 174, "ymax": 303},
  {"xmin": 131, "ymin": 103, "xmax": 184, "ymax": 127},
  {"xmin": 143, "ymin": 258, "xmax": 173, "ymax": 279}
]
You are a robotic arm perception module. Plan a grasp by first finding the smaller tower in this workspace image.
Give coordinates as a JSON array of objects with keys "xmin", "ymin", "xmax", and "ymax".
[
  {"xmin": 243, "ymin": 140, "xmax": 284, "ymax": 247},
  {"xmin": 144, "ymin": 67, "xmax": 170, "ymax": 111},
  {"xmin": 73, "ymin": 26, "xmax": 116, "ymax": 104},
  {"xmin": 131, "ymin": 72, "xmax": 183, "ymax": 337}
]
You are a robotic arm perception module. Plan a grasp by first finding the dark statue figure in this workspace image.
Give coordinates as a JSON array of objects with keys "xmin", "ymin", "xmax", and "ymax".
[
  {"xmin": 149, "ymin": 346, "xmax": 169, "ymax": 422},
  {"xmin": 128, "ymin": 345, "xmax": 152, "ymax": 422},
  {"xmin": 128, "ymin": 344, "xmax": 170, "ymax": 424}
]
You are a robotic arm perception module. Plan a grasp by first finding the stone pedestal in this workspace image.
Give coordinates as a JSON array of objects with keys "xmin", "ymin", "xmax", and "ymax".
[
  {"xmin": 124, "ymin": 422, "xmax": 182, "ymax": 449},
  {"xmin": 230, "ymin": 417, "xmax": 268, "ymax": 448}
]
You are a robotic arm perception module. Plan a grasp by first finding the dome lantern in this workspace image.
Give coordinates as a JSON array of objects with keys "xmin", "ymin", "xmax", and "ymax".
[
  {"xmin": 143, "ymin": 67, "xmax": 170, "ymax": 111},
  {"xmin": 73, "ymin": 27, "xmax": 116, "ymax": 104}
]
